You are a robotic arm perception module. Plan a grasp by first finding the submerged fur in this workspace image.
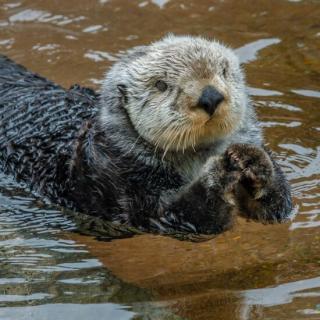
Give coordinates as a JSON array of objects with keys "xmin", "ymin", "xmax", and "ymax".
[{"xmin": 0, "ymin": 35, "xmax": 292, "ymax": 235}]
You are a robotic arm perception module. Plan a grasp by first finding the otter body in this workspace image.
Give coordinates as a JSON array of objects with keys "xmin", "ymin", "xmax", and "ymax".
[{"xmin": 0, "ymin": 36, "xmax": 292, "ymax": 235}]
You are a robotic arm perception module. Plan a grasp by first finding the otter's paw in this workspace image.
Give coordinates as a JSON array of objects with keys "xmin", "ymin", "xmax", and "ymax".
[
  {"xmin": 223, "ymin": 144, "xmax": 274, "ymax": 199},
  {"xmin": 205, "ymin": 156, "xmax": 241, "ymax": 193}
]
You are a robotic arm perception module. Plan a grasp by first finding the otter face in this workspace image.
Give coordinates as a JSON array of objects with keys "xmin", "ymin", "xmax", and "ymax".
[{"xmin": 101, "ymin": 35, "xmax": 247, "ymax": 154}]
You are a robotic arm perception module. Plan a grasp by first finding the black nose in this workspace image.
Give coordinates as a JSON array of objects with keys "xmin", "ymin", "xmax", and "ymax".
[{"xmin": 197, "ymin": 86, "xmax": 224, "ymax": 116}]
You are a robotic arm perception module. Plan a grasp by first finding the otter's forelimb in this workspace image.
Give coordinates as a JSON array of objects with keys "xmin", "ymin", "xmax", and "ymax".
[
  {"xmin": 150, "ymin": 156, "xmax": 241, "ymax": 235},
  {"xmin": 224, "ymin": 144, "xmax": 293, "ymax": 222},
  {"xmin": 146, "ymin": 144, "xmax": 292, "ymax": 235}
]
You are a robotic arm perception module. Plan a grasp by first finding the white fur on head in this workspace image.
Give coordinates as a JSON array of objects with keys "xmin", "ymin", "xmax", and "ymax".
[{"xmin": 100, "ymin": 35, "xmax": 248, "ymax": 155}]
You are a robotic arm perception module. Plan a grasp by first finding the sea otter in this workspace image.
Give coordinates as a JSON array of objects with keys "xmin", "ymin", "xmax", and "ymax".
[{"xmin": 0, "ymin": 35, "xmax": 292, "ymax": 235}]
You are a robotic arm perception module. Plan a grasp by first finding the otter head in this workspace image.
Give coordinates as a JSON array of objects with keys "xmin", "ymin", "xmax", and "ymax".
[{"xmin": 100, "ymin": 35, "xmax": 247, "ymax": 155}]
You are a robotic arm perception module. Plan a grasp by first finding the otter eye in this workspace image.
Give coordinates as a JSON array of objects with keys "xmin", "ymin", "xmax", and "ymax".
[
  {"xmin": 222, "ymin": 61, "xmax": 229, "ymax": 78},
  {"xmin": 222, "ymin": 67, "xmax": 227, "ymax": 78},
  {"xmin": 155, "ymin": 80, "xmax": 168, "ymax": 92}
]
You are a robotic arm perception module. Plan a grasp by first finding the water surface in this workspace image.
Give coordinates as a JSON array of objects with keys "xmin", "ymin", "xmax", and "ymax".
[{"xmin": 0, "ymin": 0, "xmax": 319, "ymax": 319}]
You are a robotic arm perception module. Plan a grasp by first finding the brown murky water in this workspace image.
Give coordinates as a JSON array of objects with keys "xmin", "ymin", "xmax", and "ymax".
[{"xmin": 0, "ymin": 0, "xmax": 320, "ymax": 319}]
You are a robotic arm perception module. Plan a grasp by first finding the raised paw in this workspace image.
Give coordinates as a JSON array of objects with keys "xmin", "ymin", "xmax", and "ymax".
[
  {"xmin": 204, "ymin": 156, "xmax": 241, "ymax": 193},
  {"xmin": 223, "ymin": 144, "xmax": 274, "ymax": 199}
]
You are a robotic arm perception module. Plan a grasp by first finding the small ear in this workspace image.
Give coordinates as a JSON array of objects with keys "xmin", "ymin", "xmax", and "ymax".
[
  {"xmin": 117, "ymin": 84, "xmax": 128, "ymax": 104},
  {"xmin": 222, "ymin": 60, "xmax": 229, "ymax": 78}
]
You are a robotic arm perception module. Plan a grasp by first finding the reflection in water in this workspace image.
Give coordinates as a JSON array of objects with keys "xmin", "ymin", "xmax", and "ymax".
[
  {"xmin": 235, "ymin": 38, "xmax": 281, "ymax": 64},
  {"xmin": 243, "ymin": 276, "xmax": 320, "ymax": 307},
  {"xmin": 0, "ymin": 304, "xmax": 136, "ymax": 320},
  {"xmin": 247, "ymin": 87, "xmax": 283, "ymax": 97},
  {"xmin": 291, "ymin": 89, "xmax": 320, "ymax": 99},
  {"xmin": 84, "ymin": 49, "xmax": 120, "ymax": 62},
  {"xmin": 151, "ymin": 0, "xmax": 171, "ymax": 9},
  {"xmin": 9, "ymin": 9, "xmax": 86, "ymax": 26},
  {"xmin": 241, "ymin": 277, "xmax": 320, "ymax": 319},
  {"xmin": 0, "ymin": 174, "xmax": 183, "ymax": 319},
  {"xmin": 0, "ymin": 0, "xmax": 320, "ymax": 319}
]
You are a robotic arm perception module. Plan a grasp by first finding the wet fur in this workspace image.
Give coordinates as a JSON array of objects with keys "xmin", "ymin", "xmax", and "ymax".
[{"xmin": 0, "ymin": 36, "xmax": 292, "ymax": 235}]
